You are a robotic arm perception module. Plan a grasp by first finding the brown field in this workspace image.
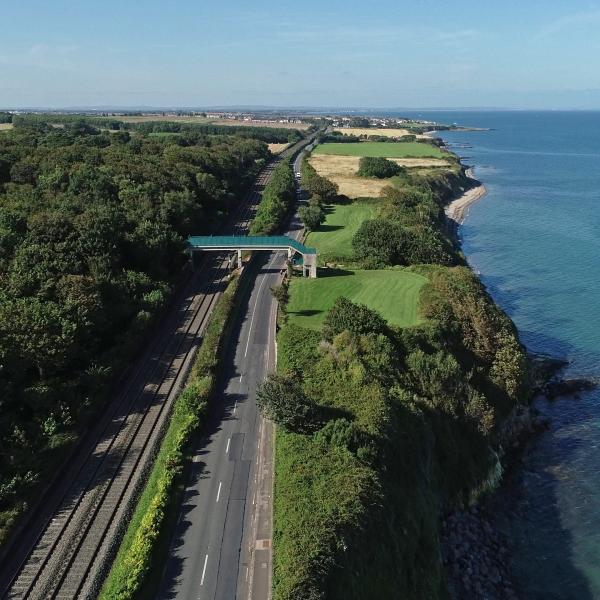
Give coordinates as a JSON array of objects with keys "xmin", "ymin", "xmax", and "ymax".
[
  {"xmin": 308, "ymin": 154, "xmax": 451, "ymax": 198},
  {"xmin": 334, "ymin": 127, "xmax": 429, "ymax": 140},
  {"xmin": 0, "ymin": 123, "xmax": 13, "ymax": 131},
  {"xmin": 268, "ymin": 143, "xmax": 290, "ymax": 154},
  {"xmin": 114, "ymin": 115, "xmax": 310, "ymax": 129}
]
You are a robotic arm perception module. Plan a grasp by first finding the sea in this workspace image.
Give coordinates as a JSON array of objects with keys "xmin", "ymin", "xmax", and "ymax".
[{"xmin": 391, "ymin": 110, "xmax": 600, "ymax": 599}]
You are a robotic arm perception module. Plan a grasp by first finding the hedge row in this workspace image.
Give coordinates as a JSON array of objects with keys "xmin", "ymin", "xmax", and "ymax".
[
  {"xmin": 99, "ymin": 274, "xmax": 241, "ymax": 600},
  {"xmin": 249, "ymin": 160, "xmax": 296, "ymax": 235}
]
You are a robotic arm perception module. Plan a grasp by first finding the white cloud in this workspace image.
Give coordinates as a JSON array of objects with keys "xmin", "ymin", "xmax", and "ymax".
[{"xmin": 534, "ymin": 9, "xmax": 600, "ymax": 41}]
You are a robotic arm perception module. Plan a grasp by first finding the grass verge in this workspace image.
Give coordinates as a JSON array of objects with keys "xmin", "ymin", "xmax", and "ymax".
[{"xmin": 98, "ymin": 274, "xmax": 242, "ymax": 600}]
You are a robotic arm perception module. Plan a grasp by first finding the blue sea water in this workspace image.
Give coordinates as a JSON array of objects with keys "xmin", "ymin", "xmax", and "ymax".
[{"xmin": 396, "ymin": 110, "xmax": 600, "ymax": 599}]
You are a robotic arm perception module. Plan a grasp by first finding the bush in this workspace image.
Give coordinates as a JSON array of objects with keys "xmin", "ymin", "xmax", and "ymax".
[
  {"xmin": 352, "ymin": 218, "xmax": 409, "ymax": 266},
  {"xmin": 257, "ymin": 372, "xmax": 317, "ymax": 432},
  {"xmin": 323, "ymin": 297, "xmax": 387, "ymax": 341},
  {"xmin": 299, "ymin": 204, "xmax": 325, "ymax": 231},
  {"xmin": 357, "ymin": 156, "xmax": 404, "ymax": 179}
]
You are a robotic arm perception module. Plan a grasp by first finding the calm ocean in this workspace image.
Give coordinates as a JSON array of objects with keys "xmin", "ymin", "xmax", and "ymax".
[{"xmin": 397, "ymin": 110, "xmax": 600, "ymax": 599}]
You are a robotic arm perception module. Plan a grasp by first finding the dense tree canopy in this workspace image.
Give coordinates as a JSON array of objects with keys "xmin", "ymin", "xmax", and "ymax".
[{"xmin": 0, "ymin": 120, "xmax": 270, "ymax": 532}]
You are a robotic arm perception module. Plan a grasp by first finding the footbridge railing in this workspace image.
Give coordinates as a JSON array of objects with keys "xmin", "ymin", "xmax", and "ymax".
[{"xmin": 187, "ymin": 235, "xmax": 318, "ymax": 277}]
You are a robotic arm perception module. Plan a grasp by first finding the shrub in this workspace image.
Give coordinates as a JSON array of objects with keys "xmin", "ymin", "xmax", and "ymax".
[
  {"xmin": 257, "ymin": 372, "xmax": 317, "ymax": 433},
  {"xmin": 299, "ymin": 204, "xmax": 325, "ymax": 231},
  {"xmin": 323, "ymin": 297, "xmax": 386, "ymax": 341},
  {"xmin": 357, "ymin": 156, "xmax": 404, "ymax": 179}
]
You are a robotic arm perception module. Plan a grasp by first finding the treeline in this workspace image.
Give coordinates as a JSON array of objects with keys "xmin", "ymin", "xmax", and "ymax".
[
  {"xmin": 126, "ymin": 121, "xmax": 303, "ymax": 144},
  {"xmin": 297, "ymin": 158, "xmax": 339, "ymax": 231},
  {"xmin": 269, "ymin": 274, "xmax": 527, "ymax": 599},
  {"xmin": 11, "ymin": 114, "xmax": 303, "ymax": 144},
  {"xmin": 249, "ymin": 160, "xmax": 296, "ymax": 235},
  {"xmin": 0, "ymin": 112, "xmax": 12, "ymax": 124},
  {"xmin": 323, "ymin": 131, "xmax": 417, "ymax": 143},
  {"xmin": 352, "ymin": 184, "xmax": 457, "ymax": 266},
  {"xmin": 0, "ymin": 120, "xmax": 269, "ymax": 541}
]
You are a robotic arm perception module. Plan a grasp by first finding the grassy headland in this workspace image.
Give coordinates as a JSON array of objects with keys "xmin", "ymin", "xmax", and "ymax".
[{"xmin": 269, "ymin": 139, "xmax": 528, "ymax": 600}]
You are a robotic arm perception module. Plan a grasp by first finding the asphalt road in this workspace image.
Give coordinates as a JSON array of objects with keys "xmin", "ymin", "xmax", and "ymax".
[{"xmin": 156, "ymin": 147, "xmax": 311, "ymax": 600}]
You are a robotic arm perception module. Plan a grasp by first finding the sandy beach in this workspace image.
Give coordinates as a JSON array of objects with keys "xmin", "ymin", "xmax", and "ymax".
[{"xmin": 445, "ymin": 169, "xmax": 487, "ymax": 224}]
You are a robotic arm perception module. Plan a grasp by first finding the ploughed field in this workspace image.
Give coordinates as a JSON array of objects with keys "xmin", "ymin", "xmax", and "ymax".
[
  {"xmin": 287, "ymin": 269, "xmax": 427, "ymax": 330},
  {"xmin": 313, "ymin": 141, "xmax": 446, "ymax": 158}
]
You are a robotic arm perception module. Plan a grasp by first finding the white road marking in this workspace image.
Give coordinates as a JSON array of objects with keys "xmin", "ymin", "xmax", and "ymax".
[
  {"xmin": 244, "ymin": 254, "xmax": 278, "ymax": 357},
  {"xmin": 200, "ymin": 554, "xmax": 208, "ymax": 586},
  {"xmin": 233, "ymin": 399, "xmax": 237, "ymax": 414},
  {"xmin": 239, "ymin": 373, "xmax": 243, "ymax": 384},
  {"xmin": 226, "ymin": 437, "xmax": 231, "ymax": 454},
  {"xmin": 216, "ymin": 481, "xmax": 222, "ymax": 502}
]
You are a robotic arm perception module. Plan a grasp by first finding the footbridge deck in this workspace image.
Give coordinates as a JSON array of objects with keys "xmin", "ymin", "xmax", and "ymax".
[{"xmin": 187, "ymin": 235, "xmax": 318, "ymax": 277}]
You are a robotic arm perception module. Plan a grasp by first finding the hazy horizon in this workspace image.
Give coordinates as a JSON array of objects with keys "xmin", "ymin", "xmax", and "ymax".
[{"xmin": 2, "ymin": 0, "xmax": 600, "ymax": 109}]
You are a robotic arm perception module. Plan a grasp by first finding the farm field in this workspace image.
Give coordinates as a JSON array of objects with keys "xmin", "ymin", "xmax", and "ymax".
[
  {"xmin": 306, "ymin": 200, "xmax": 378, "ymax": 259},
  {"xmin": 334, "ymin": 127, "xmax": 411, "ymax": 138},
  {"xmin": 313, "ymin": 141, "xmax": 445, "ymax": 158},
  {"xmin": 287, "ymin": 269, "xmax": 427, "ymax": 330},
  {"xmin": 268, "ymin": 142, "xmax": 290, "ymax": 154},
  {"xmin": 308, "ymin": 154, "xmax": 450, "ymax": 198},
  {"xmin": 0, "ymin": 123, "xmax": 13, "ymax": 131},
  {"xmin": 109, "ymin": 115, "xmax": 311, "ymax": 129}
]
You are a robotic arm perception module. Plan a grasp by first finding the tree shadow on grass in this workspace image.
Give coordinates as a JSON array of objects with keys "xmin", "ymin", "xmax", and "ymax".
[
  {"xmin": 289, "ymin": 309, "xmax": 322, "ymax": 317},
  {"xmin": 317, "ymin": 267, "xmax": 354, "ymax": 278}
]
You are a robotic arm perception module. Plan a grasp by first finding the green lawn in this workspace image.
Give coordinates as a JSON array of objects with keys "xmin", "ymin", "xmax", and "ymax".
[
  {"xmin": 306, "ymin": 200, "xmax": 378, "ymax": 259},
  {"xmin": 313, "ymin": 142, "xmax": 445, "ymax": 159},
  {"xmin": 288, "ymin": 269, "xmax": 427, "ymax": 330}
]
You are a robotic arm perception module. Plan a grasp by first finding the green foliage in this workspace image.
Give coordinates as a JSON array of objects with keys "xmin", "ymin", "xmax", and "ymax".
[
  {"xmin": 0, "ymin": 112, "xmax": 12, "ymax": 124},
  {"xmin": 274, "ymin": 265, "xmax": 528, "ymax": 600},
  {"xmin": 300, "ymin": 158, "xmax": 339, "ymax": 201},
  {"xmin": 298, "ymin": 204, "xmax": 325, "ymax": 231},
  {"xmin": 352, "ymin": 218, "xmax": 409, "ymax": 266},
  {"xmin": 99, "ymin": 275, "xmax": 241, "ymax": 600},
  {"xmin": 357, "ymin": 156, "xmax": 404, "ymax": 178},
  {"xmin": 257, "ymin": 372, "xmax": 317, "ymax": 432},
  {"xmin": 0, "ymin": 120, "xmax": 269, "ymax": 543},
  {"xmin": 250, "ymin": 160, "xmax": 296, "ymax": 235},
  {"xmin": 323, "ymin": 297, "xmax": 386, "ymax": 341}
]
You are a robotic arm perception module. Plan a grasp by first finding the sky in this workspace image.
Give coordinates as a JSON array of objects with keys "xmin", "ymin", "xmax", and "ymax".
[{"xmin": 1, "ymin": 0, "xmax": 600, "ymax": 110}]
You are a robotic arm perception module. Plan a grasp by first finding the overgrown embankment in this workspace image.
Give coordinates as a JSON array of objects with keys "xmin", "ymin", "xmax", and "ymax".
[{"xmin": 268, "ymin": 153, "xmax": 528, "ymax": 599}]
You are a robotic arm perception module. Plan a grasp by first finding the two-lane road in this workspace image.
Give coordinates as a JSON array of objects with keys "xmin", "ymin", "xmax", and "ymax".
[{"xmin": 157, "ymin": 144, "xmax": 314, "ymax": 600}]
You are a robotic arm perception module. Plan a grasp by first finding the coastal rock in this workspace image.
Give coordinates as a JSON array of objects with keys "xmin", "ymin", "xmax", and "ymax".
[{"xmin": 543, "ymin": 377, "xmax": 597, "ymax": 399}]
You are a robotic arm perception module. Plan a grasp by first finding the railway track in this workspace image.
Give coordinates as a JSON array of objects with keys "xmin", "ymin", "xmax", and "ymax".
[{"xmin": 0, "ymin": 136, "xmax": 313, "ymax": 600}]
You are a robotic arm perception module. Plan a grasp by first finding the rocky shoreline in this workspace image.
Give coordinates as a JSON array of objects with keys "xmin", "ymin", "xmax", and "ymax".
[{"xmin": 441, "ymin": 353, "xmax": 597, "ymax": 599}]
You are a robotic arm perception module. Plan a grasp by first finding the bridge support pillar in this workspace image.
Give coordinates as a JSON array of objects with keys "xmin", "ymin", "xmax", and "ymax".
[
  {"xmin": 237, "ymin": 249, "xmax": 243, "ymax": 269},
  {"xmin": 303, "ymin": 253, "xmax": 317, "ymax": 278}
]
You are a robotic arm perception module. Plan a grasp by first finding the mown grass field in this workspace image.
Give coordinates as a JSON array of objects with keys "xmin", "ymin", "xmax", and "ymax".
[
  {"xmin": 0, "ymin": 123, "xmax": 13, "ymax": 131},
  {"xmin": 306, "ymin": 200, "xmax": 378, "ymax": 259},
  {"xmin": 313, "ymin": 141, "xmax": 445, "ymax": 159},
  {"xmin": 287, "ymin": 269, "xmax": 427, "ymax": 329}
]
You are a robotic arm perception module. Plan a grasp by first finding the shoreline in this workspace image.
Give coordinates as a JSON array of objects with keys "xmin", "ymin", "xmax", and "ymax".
[{"xmin": 445, "ymin": 168, "xmax": 487, "ymax": 224}]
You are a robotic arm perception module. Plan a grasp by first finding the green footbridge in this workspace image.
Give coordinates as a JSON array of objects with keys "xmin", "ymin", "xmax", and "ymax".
[{"xmin": 187, "ymin": 235, "xmax": 318, "ymax": 277}]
